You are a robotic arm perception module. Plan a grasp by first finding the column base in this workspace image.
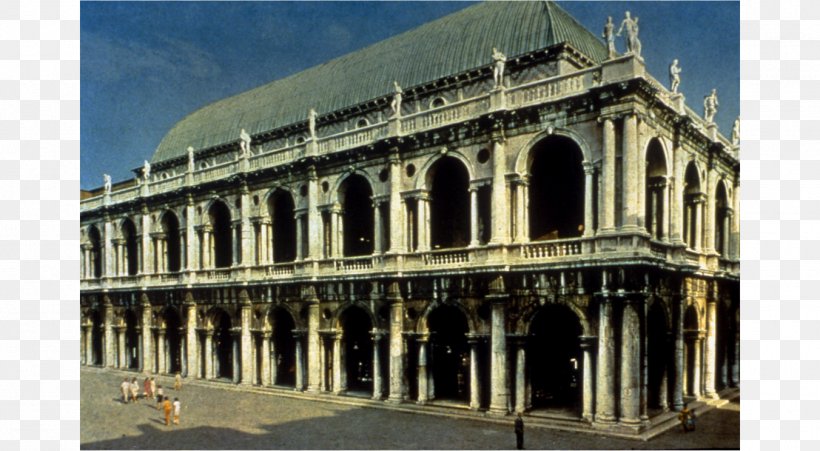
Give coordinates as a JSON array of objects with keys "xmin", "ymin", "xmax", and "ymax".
[
  {"xmin": 416, "ymin": 400, "xmax": 427, "ymax": 406},
  {"xmin": 704, "ymin": 391, "xmax": 720, "ymax": 400},
  {"xmin": 594, "ymin": 414, "xmax": 617, "ymax": 424},
  {"xmin": 487, "ymin": 406, "xmax": 509, "ymax": 416},
  {"xmin": 371, "ymin": 395, "xmax": 383, "ymax": 401},
  {"xmin": 386, "ymin": 395, "xmax": 404, "ymax": 404}
]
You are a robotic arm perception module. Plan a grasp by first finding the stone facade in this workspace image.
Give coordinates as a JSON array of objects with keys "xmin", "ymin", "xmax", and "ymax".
[{"xmin": 80, "ymin": 5, "xmax": 738, "ymax": 434}]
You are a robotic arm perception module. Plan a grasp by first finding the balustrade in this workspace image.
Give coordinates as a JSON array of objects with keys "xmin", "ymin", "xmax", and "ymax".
[
  {"xmin": 520, "ymin": 239, "xmax": 582, "ymax": 259},
  {"xmin": 149, "ymin": 174, "xmax": 185, "ymax": 195},
  {"xmin": 334, "ymin": 256, "xmax": 374, "ymax": 272},
  {"xmin": 422, "ymin": 250, "xmax": 470, "ymax": 266}
]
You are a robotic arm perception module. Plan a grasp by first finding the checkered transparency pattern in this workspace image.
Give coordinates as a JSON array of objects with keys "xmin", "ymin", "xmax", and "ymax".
[
  {"xmin": 741, "ymin": 0, "xmax": 820, "ymax": 450},
  {"xmin": 0, "ymin": 0, "xmax": 80, "ymax": 450}
]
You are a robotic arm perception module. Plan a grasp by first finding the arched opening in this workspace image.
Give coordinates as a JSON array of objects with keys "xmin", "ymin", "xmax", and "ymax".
[
  {"xmin": 124, "ymin": 310, "xmax": 140, "ymax": 369},
  {"xmin": 647, "ymin": 301, "xmax": 671, "ymax": 411},
  {"xmin": 683, "ymin": 305, "xmax": 701, "ymax": 396},
  {"xmin": 715, "ymin": 300, "xmax": 729, "ymax": 390},
  {"xmin": 213, "ymin": 310, "xmax": 233, "ymax": 379},
  {"xmin": 429, "ymin": 157, "xmax": 470, "ymax": 249},
  {"xmin": 121, "ymin": 219, "xmax": 139, "ymax": 276},
  {"xmin": 270, "ymin": 190, "xmax": 297, "ymax": 263},
  {"xmin": 428, "ymin": 304, "xmax": 469, "ymax": 402},
  {"xmin": 163, "ymin": 308, "xmax": 182, "ymax": 374},
  {"xmin": 528, "ymin": 135, "xmax": 584, "ymax": 240},
  {"xmin": 340, "ymin": 175, "xmax": 374, "ymax": 256},
  {"xmin": 715, "ymin": 182, "xmax": 730, "ymax": 256},
  {"xmin": 161, "ymin": 212, "xmax": 182, "ymax": 272},
  {"xmin": 645, "ymin": 139, "xmax": 668, "ymax": 240},
  {"xmin": 528, "ymin": 304, "xmax": 582, "ymax": 412},
  {"xmin": 340, "ymin": 306, "xmax": 373, "ymax": 392},
  {"xmin": 88, "ymin": 226, "xmax": 102, "ymax": 278},
  {"xmin": 270, "ymin": 308, "xmax": 296, "ymax": 387},
  {"xmin": 683, "ymin": 163, "xmax": 703, "ymax": 249},
  {"xmin": 91, "ymin": 310, "xmax": 104, "ymax": 366},
  {"xmin": 208, "ymin": 201, "xmax": 233, "ymax": 268}
]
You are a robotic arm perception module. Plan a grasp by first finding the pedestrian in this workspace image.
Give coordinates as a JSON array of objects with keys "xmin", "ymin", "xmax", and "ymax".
[
  {"xmin": 678, "ymin": 403, "xmax": 696, "ymax": 432},
  {"xmin": 162, "ymin": 396, "xmax": 172, "ymax": 426},
  {"xmin": 129, "ymin": 377, "xmax": 139, "ymax": 403},
  {"xmin": 172, "ymin": 397, "xmax": 181, "ymax": 425},
  {"xmin": 120, "ymin": 378, "xmax": 130, "ymax": 404},
  {"xmin": 143, "ymin": 377, "xmax": 152, "ymax": 399},
  {"xmin": 156, "ymin": 385, "xmax": 164, "ymax": 410},
  {"xmin": 514, "ymin": 413, "xmax": 524, "ymax": 449},
  {"xmin": 174, "ymin": 372, "xmax": 182, "ymax": 391},
  {"xmin": 150, "ymin": 377, "xmax": 156, "ymax": 400}
]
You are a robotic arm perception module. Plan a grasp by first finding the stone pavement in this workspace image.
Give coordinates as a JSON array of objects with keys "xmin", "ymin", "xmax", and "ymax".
[{"xmin": 81, "ymin": 367, "xmax": 738, "ymax": 450}]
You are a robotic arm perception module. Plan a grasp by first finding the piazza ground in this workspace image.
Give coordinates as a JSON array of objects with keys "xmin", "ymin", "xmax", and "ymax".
[{"xmin": 81, "ymin": 367, "xmax": 739, "ymax": 450}]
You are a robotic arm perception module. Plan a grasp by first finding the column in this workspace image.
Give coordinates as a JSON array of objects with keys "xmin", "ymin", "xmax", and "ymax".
[
  {"xmin": 185, "ymin": 199, "xmax": 197, "ymax": 272},
  {"xmin": 468, "ymin": 336, "xmax": 480, "ymax": 410},
  {"xmin": 513, "ymin": 181, "xmax": 526, "ymax": 242},
  {"xmin": 388, "ymin": 150, "xmax": 405, "ymax": 253},
  {"xmin": 240, "ymin": 296, "xmax": 253, "ymax": 385},
  {"xmin": 240, "ymin": 186, "xmax": 252, "ymax": 266},
  {"xmin": 514, "ymin": 338, "xmax": 526, "ymax": 414},
  {"xmin": 115, "ymin": 241, "xmax": 123, "ymax": 276},
  {"xmin": 660, "ymin": 180, "xmax": 670, "ymax": 241},
  {"xmin": 704, "ymin": 169, "xmax": 717, "ymax": 253},
  {"xmin": 330, "ymin": 208, "xmax": 341, "ymax": 258},
  {"xmin": 141, "ymin": 295, "xmax": 152, "ymax": 373},
  {"xmin": 722, "ymin": 212, "xmax": 732, "ymax": 256},
  {"xmin": 694, "ymin": 198, "xmax": 704, "ymax": 251},
  {"xmin": 294, "ymin": 213, "xmax": 304, "ymax": 260},
  {"xmin": 201, "ymin": 227, "xmax": 212, "ymax": 269},
  {"xmin": 417, "ymin": 335, "xmax": 429, "ymax": 404},
  {"xmin": 731, "ymin": 182, "xmax": 740, "ymax": 259},
  {"xmin": 141, "ymin": 210, "xmax": 152, "ymax": 274},
  {"xmin": 180, "ymin": 332, "xmax": 187, "ymax": 377},
  {"xmin": 636, "ymin": 122, "xmax": 646, "ymax": 230},
  {"xmin": 372, "ymin": 331, "xmax": 383, "ymax": 400},
  {"xmin": 580, "ymin": 336, "xmax": 596, "ymax": 422},
  {"xmin": 661, "ymin": 333, "xmax": 673, "ymax": 411},
  {"xmin": 305, "ymin": 288, "xmax": 321, "ymax": 392},
  {"xmin": 231, "ymin": 223, "xmax": 240, "ymax": 266},
  {"xmin": 417, "ymin": 195, "xmax": 430, "ymax": 252},
  {"xmin": 673, "ymin": 295, "xmax": 684, "ymax": 410},
  {"xmin": 583, "ymin": 162, "xmax": 595, "ymax": 237},
  {"xmin": 469, "ymin": 187, "xmax": 479, "ymax": 247},
  {"xmin": 488, "ymin": 275, "xmax": 509, "ymax": 414},
  {"xmin": 307, "ymin": 167, "xmax": 322, "ymax": 259},
  {"xmin": 387, "ymin": 282, "xmax": 405, "ymax": 403},
  {"xmin": 670, "ymin": 146, "xmax": 684, "ymax": 244},
  {"xmin": 82, "ymin": 325, "xmax": 92, "ymax": 365},
  {"xmin": 260, "ymin": 220, "xmax": 269, "ymax": 264},
  {"xmin": 116, "ymin": 326, "xmax": 125, "ymax": 368},
  {"xmin": 232, "ymin": 329, "xmax": 241, "ymax": 384},
  {"xmin": 623, "ymin": 114, "xmax": 639, "ymax": 229},
  {"xmin": 595, "ymin": 294, "xmax": 616, "ymax": 422},
  {"xmin": 103, "ymin": 299, "xmax": 114, "ymax": 368},
  {"xmin": 704, "ymin": 300, "xmax": 718, "ymax": 398},
  {"xmin": 373, "ymin": 200, "xmax": 384, "ymax": 254},
  {"xmin": 157, "ymin": 328, "xmax": 167, "ymax": 374},
  {"xmin": 332, "ymin": 332, "xmax": 342, "ymax": 394},
  {"xmin": 294, "ymin": 331, "xmax": 305, "ymax": 391},
  {"xmin": 620, "ymin": 299, "xmax": 641, "ymax": 425},
  {"xmin": 185, "ymin": 298, "xmax": 198, "ymax": 378},
  {"xmin": 692, "ymin": 333, "xmax": 703, "ymax": 398},
  {"xmin": 204, "ymin": 331, "xmax": 214, "ymax": 379},
  {"xmin": 602, "ymin": 118, "xmax": 616, "ymax": 231},
  {"xmin": 261, "ymin": 332, "xmax": 272, "ymax": 386},
  {"xmin": 490, "ymin": 135, "xmax": 509, "ymax": 244}
]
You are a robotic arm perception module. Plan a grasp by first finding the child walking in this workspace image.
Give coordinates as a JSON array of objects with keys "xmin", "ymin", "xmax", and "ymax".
[
  {"xmin": 172, "ymin": 397, "xmax": 181, "ymax": 425},
  {"xmin": 162, "ymin": 396, "xmax": 172, "ymax": 426},
  {"xmin": 156, "ymin": 385, "xmax": 164, "ymax": 410}
]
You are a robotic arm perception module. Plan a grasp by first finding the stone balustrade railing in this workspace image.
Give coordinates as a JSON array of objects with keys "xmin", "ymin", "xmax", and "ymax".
[
  {"xmin": 507, "ymin": 68, "xmax": 597, "ymax": 108},
  {"xmin": 150, "ymin": 174, "xmax": 185, "ymax": 193},
  {"xmin": 423, "ymin": 249, "xmax": 470, "ymax": 266},
  {"xmin": 520, "ymin": 238, "xmax": 583, "ymax": 259},
  {"xmin": 249, "ymin": 145, "xmax": 304, "ymax": 171},
  {"xmin": 194, "ymin": 161, "xmax": 239, "ymax": 184},
  {"xmin": 109, "ymin": 186, "xmax": 140, "ymax": 204},
  {"xmin": 334, "ymin": 256, "xmax": 375, "ymax": 272},
  {"xmin": 318, "ymin": 123, "xmax": 388, "ymax": 154}
]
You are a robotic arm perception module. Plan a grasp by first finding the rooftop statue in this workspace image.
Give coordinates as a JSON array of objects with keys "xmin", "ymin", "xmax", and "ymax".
[
  {"xmin": 390, "ymin": 81, "xmax": 403, "ymax": 118},
  {"xmin": 616, "ymin": 11, "xmax": 641, "ymax": 57},
  {"xmin": 492, "ymin": 47, "xmax": 506, "ymax": 89},
  {"xmin": 308, "ymin": 108, "xmax": 318, "ymax": 139},
  {"xmin": 732, "ymin": 117, "xmax": 740, "ymax": 145},
  {"xmin": 142, "ymin": 160, "xmax": 151, "ymax": 181},
  {"xmin": 187, "ymin": 146, "xmax": 195, "ymax": 171},
  {"xmin": 602, "ymin": 16, "xmax": 616, "ymax": 58},
  {"xmin": 669, "ymin": 59, "xmax": 682, "ymax": 93},
  {"xmin": 704, "ymin": 89, "xmax": 719, "ymax": 123},
  {"xmin": 240, "ymin": 128, "xmax": 252, "ymax": 157},
  {"xmin": 103, "ymin": 174, "xmax": 112, "ymax": 194}
]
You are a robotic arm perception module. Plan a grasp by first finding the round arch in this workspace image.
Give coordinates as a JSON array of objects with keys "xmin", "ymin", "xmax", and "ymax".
[
  {"xmin": 333, "ymin": 301, "xmax": 379, "ymax": 331},
  {"xmin": 516, "ymin": 299, "xmax": 592, "ymax": 337},
  {"xmin": 260, "ymin": 186, "xmax": 297, "ymax": 217},
  {"xmin": 416, "ymin": 299, "xmax": 476, "ymax": 335},
  {"xmin": 336, "ymin": 173, "xmax": 375, "ymax": 256},
  {"xmin": 332, "ymin": 169, "xmax": 379, "ymax": 199},
  {"xmin": 513, "ymin": 127, "xmax": 591, "ymax": 175},
  {"xmin": 414, "ymin": 150, "xmax": 476, "ymax": 191},
  {"xmin": 205, "ymin": 200, "xmax": 233, "ymax": 268}
]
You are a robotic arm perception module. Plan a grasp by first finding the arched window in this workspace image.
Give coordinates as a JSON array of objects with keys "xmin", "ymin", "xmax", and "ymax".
[
  {"xmin": 161, "ymin": 212, "xmax": 181, "ymax": 272},
  {"xmin": 528, "ymin": 135, "xmax": 584, "ymax": 240},
  {"xmin": 208, "ymin": 201, "xmax": 233, "ymax": 268},
  {"xmin": 428, "ymin": 157, "xmax": 470, "ymax": 249},
  {"xmin": 121, "ymin": 219, "xmax": 138, "ymax": 276},
  {"xmin": 269, "ymin": 190, "xmax": 297, "ymax": 263},
  {"xmin": 645, "ymin": 139, "xmax": 669, "ymax": 240},
  {"xmin": 339, "ymin": 174, "xmax": 374, "ymax": 256},
  {"xmin": 88, "ymin": 226, "xmax": 102, "ymax": 278},
  {"xmin": 715, "ymin": 181, "xmax": 730, "ymax": 256},
  {"xmin": 683, "ymin": 163, "xmax": 703, "ymax": 250}
]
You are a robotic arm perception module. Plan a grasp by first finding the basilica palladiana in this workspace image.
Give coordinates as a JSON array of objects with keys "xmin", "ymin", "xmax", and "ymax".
[{"xmin": 80, "ymin": 1, "xmax": 739, "ymax": 434}]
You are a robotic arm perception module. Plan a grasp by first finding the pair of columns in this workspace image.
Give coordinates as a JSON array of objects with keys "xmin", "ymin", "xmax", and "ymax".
[{"xmin": 600, "ymin": 115, "xmax": 645, "ymax": 232}]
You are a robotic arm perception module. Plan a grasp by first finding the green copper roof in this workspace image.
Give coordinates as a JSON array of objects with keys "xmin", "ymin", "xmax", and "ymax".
[{"xmin": 151, "ymin": 1, "xmax": 608, "ymax": 163}]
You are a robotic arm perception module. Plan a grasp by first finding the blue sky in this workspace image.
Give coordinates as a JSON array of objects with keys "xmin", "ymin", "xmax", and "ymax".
[{"xmin": 81, "ymin": 1, "xmax": 739, "ymax": 190}]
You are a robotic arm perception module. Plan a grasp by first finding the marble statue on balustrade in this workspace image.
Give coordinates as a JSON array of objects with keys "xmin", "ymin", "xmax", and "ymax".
[
  {"xmin": 617, "ymin": 11, "xmax": 641, "ymax": 57},
  {"xmin": 492, "ymin": 47, "xmax": 506, "ymax": 89},
  {"xmin": 602, "ymin": 16, "xmax": 616, "ymax": 58},
  {"xmin": 669, "ymin": 59, "xmax": 682, "ymax": 94},
  {"xmin": 187, "ymin": 146, "xmax": 195, "ymax": 171},
  {"xmin": 143, "ymin": 160, "xmax": 151, "ymax": 181},
  {"xmin": 732, "ymin": 117, "xmax": 740, "ymax": 145},
  {"xmin": 704, "ymin": 89, "xmax": 719, "ymax": 123},
  {"xmin": 390, "ymin": 81, "xmax": 402, "ymax": 118},
  {"xmin": 103, "ymin": 174, "xmax": 112, "ymax": 194},
  {"xmin": 240, "ymin": 128, "xmax": 252, "ymax": 157},
  {"xmin": 308, "ymin": 108, "xmax": 318, "ymax": 139}
]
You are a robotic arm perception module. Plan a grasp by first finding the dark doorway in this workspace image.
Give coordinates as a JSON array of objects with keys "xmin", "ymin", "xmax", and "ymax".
[
  {"xmin": 162, "ymin": 212, "xmax": 182, "ymax": 272},
  {"xmin": 213, "ymin": 310, "xmax": 233, "ymax": 379},
  {"xmin": 528, "ymin": 304, "xmax": 582, "ymax": 410},
  {"xmin": 428, "ymin": 304, "xmax": 469, "ymax": 402},
  {"xmin": 341, "ymin": 306, "xmax": 373, "ymax": 392},
  {"xmin": 271, "ymin": 308, "xmax": 296, "ymax": 387},
  {"xmin": 645, "ymin": 139, "xmax": 668, "ymax": 240},
  {"xmin": 529, "ymin": 136, "xmax": 584, "ymax": 240},
  {"xmin": 121, "ymin": 219, "xmax": 139, "ymax": 275},
  {"xmin": 647, "ymin": 302, "xmax": 670, "ymax": 409},
  {"xmin": 164, "ymin": 308, "xmax": 182, "ymax": 374},
  {"xmin": 683, "ymin": 163, "xmax": 702, "ymax": 248},
  {"xmin": 124, "ymin": 310, "xmax": 140, "ymax": 369},
  {"xmin": 209, "ymin": 202, "xmax": 233, "ymax": 268},
  {"xmin": 341, "ymin": 175, "xmax": 374, "ymax": 256},
  {"xmin": 91, "ymin": 310, "xmax": 103, "ymax": 366},
  {"xmin": 429, "ymin": 157, "xmax": 470, "ymax": 249},
  {"xmin": 715, "ymin": 182, "xmax": 729, "ymax": 255},
  {"xmin": 88, "ymin": 226, "xmax": 102, "ymax": 278},
  {"xmin": 684, "ymin": 305, "xmax": 700, "ymax": 395},
  {"xmin": 270, "ymin": 190, "xmax": 297, "ymax": 262}
]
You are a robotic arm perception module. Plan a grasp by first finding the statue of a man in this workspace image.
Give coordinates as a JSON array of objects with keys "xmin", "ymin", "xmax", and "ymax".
[
  {"xmin": 616, "ymin": 11, "xmax": 641, "ymax": 56},
  {"xmin": 187, "ymin": 146, "xmax": 195, "ymax": 171},
  {"xmin": 103, "ymin": 173, "xmax": 112, "ymax": 194},
  {"xmin": 704, "ymin": 89, "xmax": 719, "ymax": 123},
  {"xmin": 240, "ymin": 128, "xmax": 251, "ymax": 157},
  {"xmin": 669, "ymin": 59, "xmax": 682, "ymax": 93},
  {"xmin": 142, "ymin": 160, "xmax": 151, "ymax": 181},
  {"xmin": 492, "ymin": 47, "xmax": 506, "ymax": 89},
  {"xmin": 732, "ymin": 117, "xmax": 740, "ymax": 145},
  {"xmin": 390, "ymin": 81, "xmax": 403, "ymax": 117},
  {"xmin": 602, "ymin": 16, "xmax": 616, "ymax": 57},
  {"xmin": 308, "ymin": 108, "xmax": 317, "ymax": 139}
]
